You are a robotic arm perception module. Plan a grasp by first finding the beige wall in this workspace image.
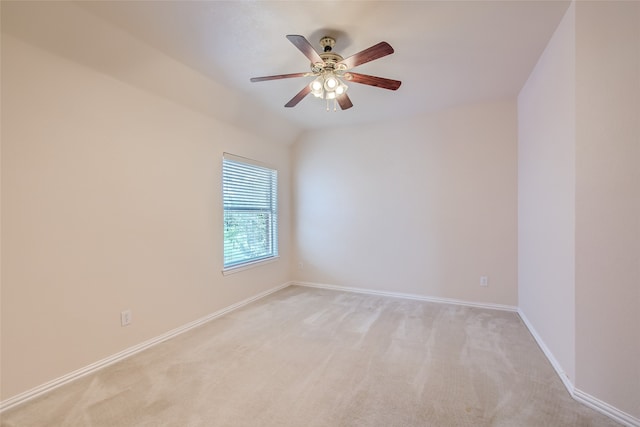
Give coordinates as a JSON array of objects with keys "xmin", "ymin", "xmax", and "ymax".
[
  {"xmin": 519, "ymin": 0, "xmax": 640, "ymax": 419},
  {"xmin": 517, "ymin": 1, "xmax": 576, "ymax": 384},
  {"xmin": 292, "ymin": 100, "xmax": 518, "ymax": 306},
  {"xmin": 0, "ymin": 35, "xmax": 292, "ymax": 400},
  {"xmin": 575, "ymin": 1, "xmax": 640, "ymax": 418}
]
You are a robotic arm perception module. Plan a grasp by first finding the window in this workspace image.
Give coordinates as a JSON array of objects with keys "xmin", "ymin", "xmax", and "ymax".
[{"xmin": 223, "ymin": 154, "xmax": 278, "ymax": 271}]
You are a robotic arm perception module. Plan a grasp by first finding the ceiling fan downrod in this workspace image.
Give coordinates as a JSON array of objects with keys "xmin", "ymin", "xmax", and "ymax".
[{"xmin": 320, "ymin": 36, "xmax": 335, "ymax": 52}]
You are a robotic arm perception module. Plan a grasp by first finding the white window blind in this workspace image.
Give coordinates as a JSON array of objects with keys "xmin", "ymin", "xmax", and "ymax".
[{"xmin": 223, "ymin": 154, "xmax": 278, "ymax": 270}]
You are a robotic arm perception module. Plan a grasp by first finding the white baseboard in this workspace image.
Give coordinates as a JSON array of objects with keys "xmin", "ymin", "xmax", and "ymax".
[
  {"xmin": 517, "ymin": 309, "xmax": 575, "ymax": 393},
  {"xmin": 518, "ymin": 309, "xmax": 639, "ymax": 427},
  {"xmin": 0, "ymin": 281, "xmax": 293, "ymax": 413},
  {"xmin": 293, "ymin": 281, "xmax": 518, "ymax": 312},
  {"xmin": 573, "ymin": 388, "xmax": 640, "ymax": 427}
]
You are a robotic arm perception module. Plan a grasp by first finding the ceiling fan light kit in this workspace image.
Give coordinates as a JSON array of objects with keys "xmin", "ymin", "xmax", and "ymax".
[{"xmin": 250, "ymin": 35, "xmax": 402, "ymax": 111}]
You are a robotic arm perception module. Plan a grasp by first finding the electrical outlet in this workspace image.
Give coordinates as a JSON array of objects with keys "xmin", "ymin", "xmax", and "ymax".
[
  {"xmin": 480, "ymin": 276, "xmax": 489, "ymax": 287},
  {"xmin": 298, "ymin": 261, "xmax": 304, "ymax": 269},
  {"xmin": 121, "ymin": 310, "xmax": 132, "ymax": 326}
]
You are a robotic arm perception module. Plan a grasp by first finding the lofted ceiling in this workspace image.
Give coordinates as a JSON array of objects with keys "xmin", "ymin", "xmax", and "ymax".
[{"xmin": 2, "ymin": 1, "xmax": 571, "ymax": 138}]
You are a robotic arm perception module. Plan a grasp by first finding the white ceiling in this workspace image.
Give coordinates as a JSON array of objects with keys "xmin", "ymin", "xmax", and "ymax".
[{"xmin": 3, "ymin": 1, "xmax": 571, "ymax": 137}]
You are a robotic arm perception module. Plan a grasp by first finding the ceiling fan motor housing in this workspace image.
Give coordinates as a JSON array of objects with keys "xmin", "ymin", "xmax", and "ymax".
[
  {"xmin": 313, "ymin": 37, "xmax": 345, "ymax": 73},
  {"xmin": 320, "ymin": 37, "xmax": 343, "ymax": 62}
]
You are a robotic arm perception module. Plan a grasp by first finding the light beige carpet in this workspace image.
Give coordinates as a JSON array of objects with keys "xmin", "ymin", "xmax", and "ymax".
[{"xmin": 1, "ymin": 286, "xmax": 619, "ymax": 426}]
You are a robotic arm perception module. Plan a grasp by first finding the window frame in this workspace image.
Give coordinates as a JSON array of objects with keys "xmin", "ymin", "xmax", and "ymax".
[{"xmin": 222, "ymin": 153, "xmax": 279, "ymax": 274}]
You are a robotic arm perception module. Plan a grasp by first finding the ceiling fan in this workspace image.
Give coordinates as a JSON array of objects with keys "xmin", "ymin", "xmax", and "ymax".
[{"xmin": 250, "ymin": 35, "xmax": 402, "ymax": 111}]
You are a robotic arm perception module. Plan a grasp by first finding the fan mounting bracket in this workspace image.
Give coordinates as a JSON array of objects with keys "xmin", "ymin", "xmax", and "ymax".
[{"xmin": 319, "ymin": 36, "xmax": 336, "ymax": 52}]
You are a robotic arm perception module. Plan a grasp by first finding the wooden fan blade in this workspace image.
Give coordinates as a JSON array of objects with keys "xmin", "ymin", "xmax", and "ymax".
[
  {"xmin": 286, "ymin": 35, "xmax": 323, "ymax": 64},
  {"xmin": 250, "ymin": 72, "xmax": 310, "ymax": 82},
  {"xmin": 344, "ymin": 72, "xmax": 402, "ymax": 90},
  {"xmin": 285, "ymin": 85, "xmax": 312, "ymax": 108},
  {"xmin": 338, "ymin": 41, "xmax": 394, "ymax": 69},
  {"xmin": 336, "ymin": 93, "xmax": 353, "ymax": 110}
]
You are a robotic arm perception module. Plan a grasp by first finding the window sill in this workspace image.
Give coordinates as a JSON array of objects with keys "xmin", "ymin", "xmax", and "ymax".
[{"xmin": 222, "ymin": 256, "xmax": 280, "ymax": 276}]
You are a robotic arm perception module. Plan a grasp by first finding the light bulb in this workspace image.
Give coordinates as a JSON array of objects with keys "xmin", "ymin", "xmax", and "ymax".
[
  {"xmin": 324, "ymin": 76, "xmax": 338, "ymax": 91},
  {"xmin": 311, "ymin": 79, "xmax": 323, "ymax": 91},
  {"xmin": 310, "ymin": 77, "xmax": 324, "ymax": 98},
  {"xmin": 335, "ymin": 85, "xmax": 345, "ymax": 95}
]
